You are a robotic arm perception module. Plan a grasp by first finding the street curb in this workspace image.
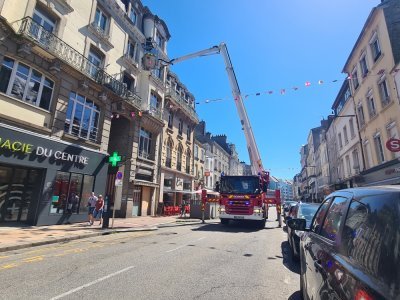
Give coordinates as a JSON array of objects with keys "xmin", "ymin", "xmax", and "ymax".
[{"xmin": 0, "ymin": 219, "xmax": 181, "ymax": 253}]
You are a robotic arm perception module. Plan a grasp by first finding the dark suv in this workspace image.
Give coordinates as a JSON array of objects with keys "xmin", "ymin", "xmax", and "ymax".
[{"xmin": 287, "ymin": 186, "xmax": 400, "ymax": 300}]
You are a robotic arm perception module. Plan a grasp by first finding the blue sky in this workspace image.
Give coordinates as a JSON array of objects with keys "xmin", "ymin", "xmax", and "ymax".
[{"xmin": 142, "ymin": 0, "xmax": 379, "ymax": 180}]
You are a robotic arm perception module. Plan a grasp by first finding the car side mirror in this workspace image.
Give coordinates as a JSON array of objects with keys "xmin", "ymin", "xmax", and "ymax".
[{"xmin": 287, "ymin": 218, "xmax": 306, "ymax": 231}]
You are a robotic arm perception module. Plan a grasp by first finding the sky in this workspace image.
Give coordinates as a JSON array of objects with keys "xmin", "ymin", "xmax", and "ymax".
[{"xmin": 142, "ymin": 0, "xmax": 379, "ymax": 180}]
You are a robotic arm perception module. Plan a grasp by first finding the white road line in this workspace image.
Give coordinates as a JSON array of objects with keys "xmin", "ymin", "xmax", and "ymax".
[
  {"xmin": 165, "ymin": 237, "xmax": 206, "ymax": 253},
  {"xmin": 49, "ymin": 265, "xmax": 134, "ymax": 300}
]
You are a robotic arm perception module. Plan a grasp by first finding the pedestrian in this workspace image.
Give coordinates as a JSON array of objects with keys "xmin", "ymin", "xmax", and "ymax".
[
  {"xmin": 93, "ymin": 195, "xmax": 104, "ymax": 225},
  {"xmin": 87, "ymin": 192, "xmax": 97, "ymax": 225},
  {"xmin": 180, "ymin": 199, "xmax": 186, "ymax": 218}
]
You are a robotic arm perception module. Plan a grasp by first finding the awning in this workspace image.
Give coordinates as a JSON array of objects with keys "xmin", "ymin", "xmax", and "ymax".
[
  {"xmin": 163, "ymin": 189, "xmax": 196, "ymax": 194},
  {"xmin": 193, "ymin": 189, "xmax": 220, "ymax": 195}
]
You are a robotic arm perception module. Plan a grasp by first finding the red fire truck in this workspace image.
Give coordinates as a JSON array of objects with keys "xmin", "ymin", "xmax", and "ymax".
[{"xmin": 168, "ymin": 43, "xmax": 282, "ymax": 228}]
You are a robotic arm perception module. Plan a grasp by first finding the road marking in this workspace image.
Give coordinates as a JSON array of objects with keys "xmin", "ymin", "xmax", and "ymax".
[
  {"xmin": 165, "ymin": 237, "xmax": 206, "ymax": 253},
  {"xmin": 49, "ymin": 265, "xmax": 135, "ymax": 300}
]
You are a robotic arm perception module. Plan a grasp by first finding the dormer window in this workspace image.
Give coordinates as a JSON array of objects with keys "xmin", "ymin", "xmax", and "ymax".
[
  {"xmin": 155, "ymin": 30, "xmax": 165, "ymax": 50},
  {"xmin": 129, "ymin": 7, "xmax": 137, "ymax": 25}
]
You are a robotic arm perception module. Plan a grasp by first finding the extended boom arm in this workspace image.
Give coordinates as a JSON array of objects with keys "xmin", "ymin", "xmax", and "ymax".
[{"xmin": 168, "ymin": 43, "xmax": 264, "ymax": 175}]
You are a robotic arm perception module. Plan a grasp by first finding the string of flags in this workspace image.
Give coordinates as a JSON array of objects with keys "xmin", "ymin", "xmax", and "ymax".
[{"xmin": 195, "ymin": 68, "xmax": 400, "ymax": 105}]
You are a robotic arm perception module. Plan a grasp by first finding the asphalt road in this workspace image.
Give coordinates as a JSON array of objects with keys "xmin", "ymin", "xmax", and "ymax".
[{"xmin": 0, "ymin": 212, "xmax": 301, "ymax": 300}]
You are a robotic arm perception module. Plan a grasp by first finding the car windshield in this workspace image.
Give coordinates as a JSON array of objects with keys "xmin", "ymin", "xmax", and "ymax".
[
  {"xmin": 298, "ymin": 205, "xmax": 319, "ymax": 226},
  {"xmin": 219, "ymin": 176, "xmax": 260, "ymax": 194}
]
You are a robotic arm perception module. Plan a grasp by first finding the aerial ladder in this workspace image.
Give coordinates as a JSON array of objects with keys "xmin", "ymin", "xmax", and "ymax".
[{"xmin": 165, "ymin": 43, "xmax": 282, "ymax": 227}]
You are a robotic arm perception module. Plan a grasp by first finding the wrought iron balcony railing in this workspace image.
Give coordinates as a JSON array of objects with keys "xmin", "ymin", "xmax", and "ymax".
[
  {"xmin": 165, "ymin": 87, "xmax": 199, "ymax": 122},
  {"xmin": 18, "ymin": 17, "xmax": 127, "ymax": 98}
]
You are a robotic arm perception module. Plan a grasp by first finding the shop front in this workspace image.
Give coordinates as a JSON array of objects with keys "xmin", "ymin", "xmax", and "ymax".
[
  {"xmin": 356, "ymin": 159, "xmax": 400, "ymax": 187},
  {"xmin": 0, "ymin": 124, "xmax": 108, "ymax": 225},
  {"xmin": 160, "ymin": 172, "xmax": 194, "ymax": 215}
]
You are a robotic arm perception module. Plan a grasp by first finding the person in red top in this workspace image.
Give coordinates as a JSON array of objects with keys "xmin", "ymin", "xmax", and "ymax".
[{"xmin": 93, "ymin": 195, "xmax": 104, "ymax": 225}]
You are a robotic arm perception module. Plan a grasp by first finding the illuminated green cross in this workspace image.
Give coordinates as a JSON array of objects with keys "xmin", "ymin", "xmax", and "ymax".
[{"xmin": 109, "ymin": 151, "xmax": 121, "ymax": 167}]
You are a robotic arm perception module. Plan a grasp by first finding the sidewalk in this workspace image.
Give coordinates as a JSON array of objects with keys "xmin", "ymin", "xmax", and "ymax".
[{"xmin": 0, "ymin": 215, "xmax": 201, "ymax": 253}]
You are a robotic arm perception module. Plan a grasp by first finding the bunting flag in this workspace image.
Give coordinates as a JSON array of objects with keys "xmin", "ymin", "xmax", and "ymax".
[{"xmin": 194, "ymin": 69, "xmax": 391, "ymax": 104}]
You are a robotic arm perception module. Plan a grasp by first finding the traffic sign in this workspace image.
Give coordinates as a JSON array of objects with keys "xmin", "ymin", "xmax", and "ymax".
[
  {"xmin": 115, "ymin": 179, "xmax": 123, "ymax": 186},
  {"xmin": 386, "ymin": 138, "xmax": 400, "ymax": 152},
  {"xmin": 116, "ymin": 171, "xmax": 123, "ymax": 180}
]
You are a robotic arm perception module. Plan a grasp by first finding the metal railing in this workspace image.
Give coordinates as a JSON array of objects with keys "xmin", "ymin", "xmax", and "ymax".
[
  {"xmin": 18, "ymin": 17, "xmax": 127, "ymax": 98},
  {"xmin": 165, "ymin": 87, "xmax": 199, "ymax": 122}
]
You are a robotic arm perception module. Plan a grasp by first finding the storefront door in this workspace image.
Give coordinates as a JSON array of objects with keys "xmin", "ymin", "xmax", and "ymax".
[{"xmin": 0, "ymin": 165, "xmax": 43, "ymax": 223}]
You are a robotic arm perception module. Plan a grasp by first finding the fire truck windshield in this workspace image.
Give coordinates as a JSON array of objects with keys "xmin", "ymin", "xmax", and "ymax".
[{"xmin": 219, "ymin": 176, "xmax": 260, "ymax": 194}]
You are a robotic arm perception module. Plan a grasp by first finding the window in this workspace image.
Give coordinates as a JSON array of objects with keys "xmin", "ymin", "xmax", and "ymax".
[
  {"xmin": 374, "ymin": 133, "xmax": 385, "ymax": 163},
  {"xmin": 0, "ymin": 57, "xmax": 54, "ymax": 110},
  {"xmin": 50, "ymin": 171, "xmax": 94, "ymax": 215},
  {"xmin": 127, "ymin": 40, "xmax": 137, "ymax": 62},
  {"xmin": 320, "ymin": 196, "xmax": 348, "ymax": 241},
  {"xmin": 151, "ymin": 66, "xmax": 163, "ymax": 80},
  {"xmin": 129, "ymin": 7, "xmax": 137, "ymax": 24},
  {"xmin": 345, "ymin": 155, "xmax": 351, "ymax": 177},
  {"xmin": 177, "ymin": 144, "xmax": 183, "ymax": 171},
  {"xmin": 155, "ymin": 30, "xmax": 164, "ymax": 50},
  {"xmin": 349, "ymin": 118, "xmax": 355, "ymax": 138},
  {"xmin": 378, "ymin": 76, "xmax": 390, "ymax": 107},
  {"xmin": 194, "ymin": 145, "xmax": 198, "ymax": 159},
  {"xmin": 32, "ymin": 8, "xmax": 56, "ymax": 46},
  {"xmin": 342, "ymin": 196, "xmax": 400, "ymax": 285},
  {"xmin": 186, "ymin": 126, "xmax": 191, "ymax": 140},
  {"xmin": 343, "ymin": 126, "xmax": 348, "ymax": 144},
  {"xmin": 123, "ymin": 73, "xmax": 135, "ymax": 93},
  {"xmin": 363, "ymin": 140, "xmax": 372, "ymax": 169},
  {"xmin": 150, "ymin": 91, "xmax": 161, "ymax": 114},
  {"xmin": 370, "ymin": 32, "xmax": 381, "ymax": 62},
  {"xmin": 186, "ymin": 149, "xmax": 191, "ymax": 174},
  {"xmin": 139, "ymin": 128, "xmax": 152, "ymax": 159},
  {"xmin": 94, "ymin": 7, "xmax": 108, "ymax": 33},
  {"xmin": 367, "ymin": 92, "xmax": 377, "ymax": 117},
  {"xmin": 178, "ymin": 119, "xmax": 183, "ymax": 135},
  {"xmin": 87, "ymin": 49, "xmax": 102, "ymax": 78},
  {"xmin": 64, "ymin": 92, "xmax": 100, "ymax": 142},
  {"xmin": 168, "ymin": 110, "xmax": 174, "ymax": 128},
  {"xmin": 311, "ymin": 198, "xmax": 331, "ymax": 233},
  {"xmin": 352, "ymin": 150, "xmax": 360, "ymax": 170},
  {"xmin": 338, "ymin": 133, "xmax": 343, "ymax": 149},
  {"xmin": 351, "ymin": 67, "xmax": 359, "ymax": 90},
  {"xmin": 166, "ymin": 138, "xmax": 172, "ymax": 167},
  {"xmin": 360, "ymin": 54, "xmax": 368, "ymax": 78},
  {"xmin": 357, "ymin": 103, "xmax": 365, "ymax": 127}
]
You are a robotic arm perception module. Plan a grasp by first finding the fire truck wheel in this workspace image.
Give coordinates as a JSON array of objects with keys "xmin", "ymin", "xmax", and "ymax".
[{"xmin": 221, "ymin": 219, "xmax": 229, "ymax": 225}]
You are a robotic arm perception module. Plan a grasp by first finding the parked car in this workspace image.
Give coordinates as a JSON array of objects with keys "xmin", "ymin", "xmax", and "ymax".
[
  {"xmin": 286, "ymin": 202, "xmax": 319, "ymax": 261},
  {"xmin": 282, "ymin": 200, "xmax": 297, "ymax": 221},
  {"xmin": 287, "ymin": 186, "xmax": 400, "ymax": 300}
]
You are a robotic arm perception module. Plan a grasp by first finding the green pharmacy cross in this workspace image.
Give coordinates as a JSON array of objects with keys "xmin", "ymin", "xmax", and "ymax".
[{"xmin": 109, "ymin": 151, "xmax": 122, "ymax": 167}]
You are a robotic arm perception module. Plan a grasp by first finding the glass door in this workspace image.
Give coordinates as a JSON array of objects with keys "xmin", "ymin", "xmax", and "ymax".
[{"xmin": 0, "ymin": 166, "xmax": 12, "ymax": 222}]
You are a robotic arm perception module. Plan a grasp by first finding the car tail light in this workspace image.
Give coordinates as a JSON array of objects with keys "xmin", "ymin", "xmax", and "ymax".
[{"xmin": 355, "ymin": 289, "xmax": 373, "ymax": 300}]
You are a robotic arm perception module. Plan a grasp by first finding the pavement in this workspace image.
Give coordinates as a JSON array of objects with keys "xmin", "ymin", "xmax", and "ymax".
[{"xmin": 0, "ymin": 215, "xmax": 201, "ymax": 253}]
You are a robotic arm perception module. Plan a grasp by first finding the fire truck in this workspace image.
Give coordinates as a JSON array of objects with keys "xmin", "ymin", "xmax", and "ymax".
[{"xmin": 167, "ymin": 43, "xmax": 282, "ymax": 228}]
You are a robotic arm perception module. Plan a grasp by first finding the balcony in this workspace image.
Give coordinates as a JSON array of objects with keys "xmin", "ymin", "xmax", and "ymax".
[
  {"xmin": 18, "ymin": 17, "xmax": 126, "ymax": 98},
  {"xmin": 88, "ymin": 22, "xmax": 113, "ymax": 49},
  {"xmin": 165, "ymin": 87, "xmax": 199, "ymax": 123},
  {"xmin": 122, "ymin": 53, "xmax": 140, "ymax": 74}
]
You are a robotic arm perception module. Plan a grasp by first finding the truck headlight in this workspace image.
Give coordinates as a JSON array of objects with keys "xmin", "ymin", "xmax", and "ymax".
[
  {"xmin": 253, "ymin": 209, "xmax": 261, "ymax": 213},
  {"xmin": 220, "ymin": 208, "xmax": 225, "ymax": 213}
]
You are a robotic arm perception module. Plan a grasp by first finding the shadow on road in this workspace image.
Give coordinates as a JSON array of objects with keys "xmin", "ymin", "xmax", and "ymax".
[
  {"xmin": 191, "ymin": 221, "xmax": 274, "ymax": 233},
  {"xmin": 281, "ymin": 241, "xmax": 300, "ymax": 274}
]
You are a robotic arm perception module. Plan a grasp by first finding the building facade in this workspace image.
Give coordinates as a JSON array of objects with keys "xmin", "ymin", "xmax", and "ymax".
[{"xmin": 159, "ymin": 70, "xmax": 198, "ymax": 208}]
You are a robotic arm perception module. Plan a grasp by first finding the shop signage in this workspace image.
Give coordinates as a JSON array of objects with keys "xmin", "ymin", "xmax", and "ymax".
[
  {"xmin": 386, "ymin": 138, "xmax": 400, "ymax": 152},
  {"xmin": 385, "ymin": 167, "xmax": 400, "ymax": 175},
  {"xmin": 0, "ymin": 135, "xmax": 89, "ymax": 165}
]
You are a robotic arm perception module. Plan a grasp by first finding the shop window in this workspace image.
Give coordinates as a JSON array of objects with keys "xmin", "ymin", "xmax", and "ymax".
[
  {"xmin": 183, "ymin": 182, "xmax": 191, "ymax": 190},
  {"xmin": 0, "ymin": 56, "xmax": 54, "ymax": 110},
  {"xmin": 164, "ymin": 178, "xmax": 172, "ymax": 188},
  {"xmin": 64, "ymin": 91, "xmax": 100, "ymax": 142},
  {"xmin": 50, "ymin": 171, "xmax": 94, "ymax": 215}
]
